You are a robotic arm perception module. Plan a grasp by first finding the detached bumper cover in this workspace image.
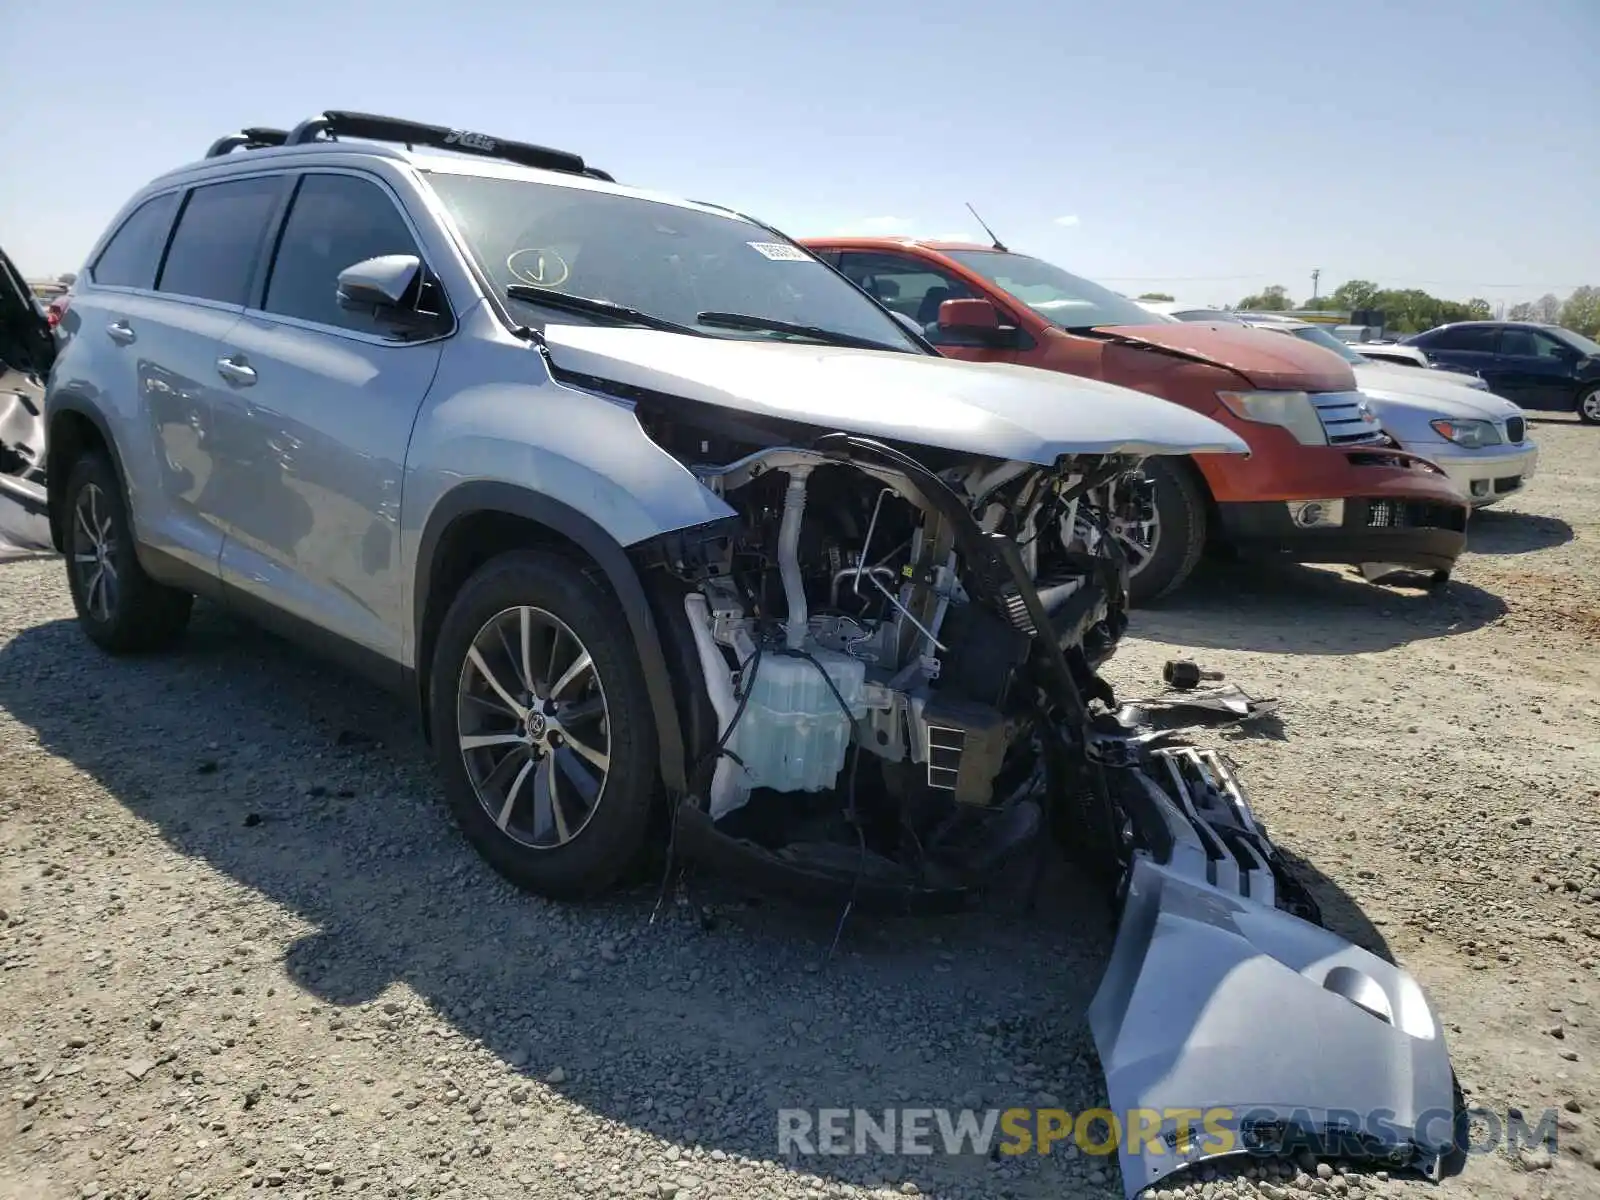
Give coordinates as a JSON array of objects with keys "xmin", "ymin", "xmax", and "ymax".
[
  {"xmin": 1086, "ymin": 742, "xmax": 1455, "ymax": 1198},
  {"xmin": 1216, "ymin": 497, "xmax": 1467, "ymax": 572}
]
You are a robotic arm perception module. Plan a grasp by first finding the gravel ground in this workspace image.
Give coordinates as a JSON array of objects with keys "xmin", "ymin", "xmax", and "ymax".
[{"xmin": 2, "ymin": 418, "xmax": 1597, "ymax": 1200}]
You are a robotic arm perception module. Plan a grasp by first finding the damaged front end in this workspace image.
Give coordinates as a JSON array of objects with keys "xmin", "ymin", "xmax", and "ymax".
[{"xmin": 620, "ymin": 398, "xmax": 1455, "ymax": 1197}]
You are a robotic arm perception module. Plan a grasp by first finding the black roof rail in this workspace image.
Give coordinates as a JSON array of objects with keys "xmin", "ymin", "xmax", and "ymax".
[
  {"xmin": 205, "ymin": 127, "xmax": 290, "ymax": 158},
  {"xmin": 281, "ymin": 110, "xmax": 611, "ymax": 181}
]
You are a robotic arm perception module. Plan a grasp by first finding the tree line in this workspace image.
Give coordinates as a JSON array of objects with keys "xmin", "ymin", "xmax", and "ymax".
[{"xmin": 1220, "ymin": 281, "xmax": 1600, "ymax": 337}]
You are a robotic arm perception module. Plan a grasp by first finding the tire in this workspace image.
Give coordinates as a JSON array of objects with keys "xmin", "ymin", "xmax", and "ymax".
[
  {"xmin": 62, "ymin": 451, "xmax": 193, "ymax": 653},
  {"xmin": 1121, "ymin": 457, "xmax": 1208, "ymax": 605},
  {"xmin": 428, "ymin": 548, "xmax": 660, "ymax": 900},
  {"xmin": 1577, "ymin": 384, "xmax": 1600, "ymax": 426}
]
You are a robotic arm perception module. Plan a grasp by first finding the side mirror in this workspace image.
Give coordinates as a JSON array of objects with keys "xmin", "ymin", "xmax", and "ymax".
[
  {"xmin": 935, "ymin": 297, "xmax": 1015, "ymax": 347},
  {"xmin": 336, "ymin": 254, "xmax": 423, "ymax": 311},
  {"xmin": 937, "ymin": 297, "xmax": 1001, "ymax": 332}
]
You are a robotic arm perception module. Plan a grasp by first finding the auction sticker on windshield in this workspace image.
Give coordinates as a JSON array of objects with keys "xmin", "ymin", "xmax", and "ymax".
[{"xmin": 748, "ymin": 242, "xmax": 810, "ymax": 261}]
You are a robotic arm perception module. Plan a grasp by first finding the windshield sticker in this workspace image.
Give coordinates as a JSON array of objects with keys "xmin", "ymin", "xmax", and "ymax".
[
  {"xmin": 507, "ymin": 248, "xmax": 570, "ymax": 288},
  {"xmin": 747, "ymin": 242, "xmax": 810, "ymax": 262}
]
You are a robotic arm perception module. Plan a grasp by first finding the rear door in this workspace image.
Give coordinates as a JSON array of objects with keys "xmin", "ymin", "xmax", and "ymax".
[
  {"xmin": 142, "ymin": 175, "xmax": 290, "ymax": 578},
  {"xmin": 62, "ymin": 176, "xmax": 286, "ymax": 581},
  {"xmin": 1409, "ymin": 325, "xmax": 1500, "ymax": 388},
  {"xmin": 0, "ymin": 245, "xmax": 54, "ymax": 508},
  {"xmin": 211, "ymin": 169, "xmax": 448, "ymax": 664}
]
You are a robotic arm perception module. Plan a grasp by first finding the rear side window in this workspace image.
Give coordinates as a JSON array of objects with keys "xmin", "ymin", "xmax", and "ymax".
[
  {"xmin": 262, "ymin": 173, "xmax": 426, "ymax": 333},
  {"xmin": 1421, "ymin": 326, "xmax": 1497, "ymax": 352},
  {"xmin": 157, "ymin": 176, "xmax": 285, "ymax": 306},
  {"xmin": 90, "ymin": 192, "xmax": 180, "ymax": 289}
]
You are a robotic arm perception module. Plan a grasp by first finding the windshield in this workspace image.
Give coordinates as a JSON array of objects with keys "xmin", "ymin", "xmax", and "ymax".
[
  {"xmin": 425, "ymin": 173, "xmax": 921, "ymax": 352},
  {"xmin": 1554, "ymin": 327, "xmax": 1600, "ymax": 357},
  {"xmin": 1286, "ymin": 324, "xmax": 1367, "ymax": 365},
  {"xmin": 940, "ymin": 250, "xmax": 1157, "ymax": 329}
]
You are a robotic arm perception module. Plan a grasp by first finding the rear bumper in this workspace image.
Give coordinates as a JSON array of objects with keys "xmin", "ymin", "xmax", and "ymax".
[{"xmin": 1217, "ymin": 496, "xmax": 1467, "ymax": 572}]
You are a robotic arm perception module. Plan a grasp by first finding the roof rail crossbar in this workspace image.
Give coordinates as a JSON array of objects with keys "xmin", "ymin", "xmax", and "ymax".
[
  {"xmin": 205, "ymin": 127, "xmax": 290, "ymax": 158},
  {"xmin": 283, "ymin": 110, "xmax": 607, "ymax": 180}
]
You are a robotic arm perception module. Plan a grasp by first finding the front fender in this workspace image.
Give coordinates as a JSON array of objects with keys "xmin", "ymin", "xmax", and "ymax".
[{"xmin": 402, "ymin": 323, "xmax": 738, "ymax": 793}]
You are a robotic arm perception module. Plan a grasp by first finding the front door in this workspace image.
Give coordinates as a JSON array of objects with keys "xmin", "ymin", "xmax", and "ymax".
[
  {"xmin": 1493, "ymin": 326, "xmax": 1582, "ymax": 411},
  {"xmin": 212, "ymin": 170, "xmax": 447, "ymax": 663}
]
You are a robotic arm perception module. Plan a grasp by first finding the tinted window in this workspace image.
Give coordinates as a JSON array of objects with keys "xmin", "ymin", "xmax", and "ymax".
[
  {"xmin": 835, "ymin": 251, "xmax": 987, "ymax": 344},
  {"xmin": 1500, "ymin": 328, "xmax": 1569, "ymax": 359},
  {"xmin": 90, "ymin": 192, "xmax": 179, "ymax": 289},
  {"xmin": 1418, "ymin": 326, "xmax": 1497, "ymax": 353},
  {"xmin": 158, "ymin": 177, "xmax": 284, "ymax": 305},
  {"xmin": 263, "ymin": 174, "xmax": 427, "ymax": 333}
]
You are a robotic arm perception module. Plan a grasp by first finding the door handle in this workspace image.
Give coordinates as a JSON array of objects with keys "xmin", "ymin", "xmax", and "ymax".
[
  {"xmin": 106, "ymin": 320, "xmax": 136, "ymax": 345},
  {"xmin": 215, "ymin": 355, "xmax": 257, "ymax": 387}
]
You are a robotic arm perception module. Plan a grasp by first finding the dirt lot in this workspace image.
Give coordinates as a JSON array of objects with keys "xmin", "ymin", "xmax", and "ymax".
[{"xmin": 2, "ymin": 419, "xmax": 1597, "ymax": 1200}]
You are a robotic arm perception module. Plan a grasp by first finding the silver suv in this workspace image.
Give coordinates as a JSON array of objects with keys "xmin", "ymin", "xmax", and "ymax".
[{"xmin": 42, "ymin": 112, "xmax": 1452, "ymax": 1192}]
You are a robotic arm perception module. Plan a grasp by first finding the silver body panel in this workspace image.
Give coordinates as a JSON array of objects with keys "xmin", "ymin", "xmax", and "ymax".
[{"xmin": 1085, "ymin": 743, "xmax": 1456, "ymax": 1198}]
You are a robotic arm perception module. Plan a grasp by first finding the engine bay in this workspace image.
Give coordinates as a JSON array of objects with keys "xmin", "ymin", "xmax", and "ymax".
[{"xmin": 631, "ymin": 397, "xmax": 1164, "ymax": 908}]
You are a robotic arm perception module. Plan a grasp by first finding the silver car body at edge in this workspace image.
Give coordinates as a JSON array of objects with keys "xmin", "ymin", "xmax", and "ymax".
[{"xmin": 41, "ymin": 138, "xmax": 1456, "ymax": 1198}]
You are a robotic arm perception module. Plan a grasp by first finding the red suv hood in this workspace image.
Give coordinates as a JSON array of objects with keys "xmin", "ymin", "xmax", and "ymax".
[{"xmin": 1091, "ymin": 323, "xmax": 1356, "ymax": 392}]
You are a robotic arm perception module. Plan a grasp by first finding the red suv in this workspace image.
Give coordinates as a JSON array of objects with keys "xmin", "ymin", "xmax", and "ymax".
[{"xmin": 802, "ymin": 238, "xmax": 1470, "ymax": 601}]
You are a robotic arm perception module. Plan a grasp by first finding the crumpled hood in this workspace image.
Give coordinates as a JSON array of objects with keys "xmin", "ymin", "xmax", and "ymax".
[
  {"xmin": 540, "ymin": 324, "xmax": 1248, "ymax": 464},
  {"xmin": 1089, "ymin": 323, "xmax": 1357, "ymax": 393},
  {"xmin": 1353, "ymin": 361, "xmax": 1524, "ymax": 420}
]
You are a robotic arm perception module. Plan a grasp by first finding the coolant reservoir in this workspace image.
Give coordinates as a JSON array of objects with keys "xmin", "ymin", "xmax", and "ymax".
[{"xmin": 728, "ymin": 646, "xmax": 868, "ymax": 793}]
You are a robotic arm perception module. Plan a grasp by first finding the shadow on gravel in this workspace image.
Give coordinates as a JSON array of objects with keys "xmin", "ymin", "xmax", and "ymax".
[
  {"xmin": 1130, "ymin": 560, "xmax": 1507, "ymax": 655},
  {"xmin": 0, "ymin": 603, "xmax": 1408, "ymax": 1196},
  {"xmin": 1463, "ymin": 508, "xmax": 1574, "ymax": 556}
]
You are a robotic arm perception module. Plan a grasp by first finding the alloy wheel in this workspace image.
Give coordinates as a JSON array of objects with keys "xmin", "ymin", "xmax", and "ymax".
[
  {"xmin": 1106, "ymin": 474, "xmax": 1162, "ymax": 577},
  {"xmin": 1582, "ymin": 389, "xmax": 1600, "ymax": 424},
  {"xmin": 456, "ymin": 606, "xmax": 611, "ymax": 850},
  {"xmin": 71, "ymin": 483, "xmax": 119, "ymax": 622}
]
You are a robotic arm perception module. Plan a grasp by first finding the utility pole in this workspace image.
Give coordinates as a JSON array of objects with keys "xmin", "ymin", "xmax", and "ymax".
[{"xmin": 1310, "ymin": 268, "xmax": 1321, "ymax": 303}]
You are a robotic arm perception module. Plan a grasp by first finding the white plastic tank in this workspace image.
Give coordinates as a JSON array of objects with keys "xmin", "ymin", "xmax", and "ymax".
[{"xmin": 728, "ymin": 645, "xmax": 868, "ymax": 793}]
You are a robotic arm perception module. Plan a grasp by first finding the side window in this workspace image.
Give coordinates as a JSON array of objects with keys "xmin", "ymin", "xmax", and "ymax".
[
  {"xmin": 1426, "ymin": 326, "xmax": 1497, "ymax": 353},
  {"xmin": 835, "ymin": 252, "xmax": 987, "ymax": 345},
  {"xmin": 157, "ymin": 176, "xmax": 285, "ymax": 306},
  {"xmin": 89, "ymin": 191, "xmax": 180, "ymax": 290},
  {"xmin": 1525, "ymin": 331, "xmax": 1570, "ymax": 360},
  {"xmin": 1499, "ymin": 329, "xmax": 1538, "ymax": 357},
  {"xmin": 263, "ymin": 173, "xmax": 432, "ymax": 335}
]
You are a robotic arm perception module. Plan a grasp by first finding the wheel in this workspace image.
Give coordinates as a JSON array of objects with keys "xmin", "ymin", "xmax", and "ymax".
[
  {"xmin": 1114, "ymin": 457, "xmax": 1208, "ymax": 605},
  {"xmin": 428, "ymin": 548, "xmax": 660, "ymax": 900},
  {"xmin": 1577, "ymin": 384, "xmax": 1600, "ymax": 426},
  {"xmin": 62, "ymin": 451, "xmax": 193, "ymax": 653}
]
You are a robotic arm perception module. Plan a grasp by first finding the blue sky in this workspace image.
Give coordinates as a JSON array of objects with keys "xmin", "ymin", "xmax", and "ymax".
[{"xmin": 4, "ymin": 0, "xmax": 1596, "ymax": 309}]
